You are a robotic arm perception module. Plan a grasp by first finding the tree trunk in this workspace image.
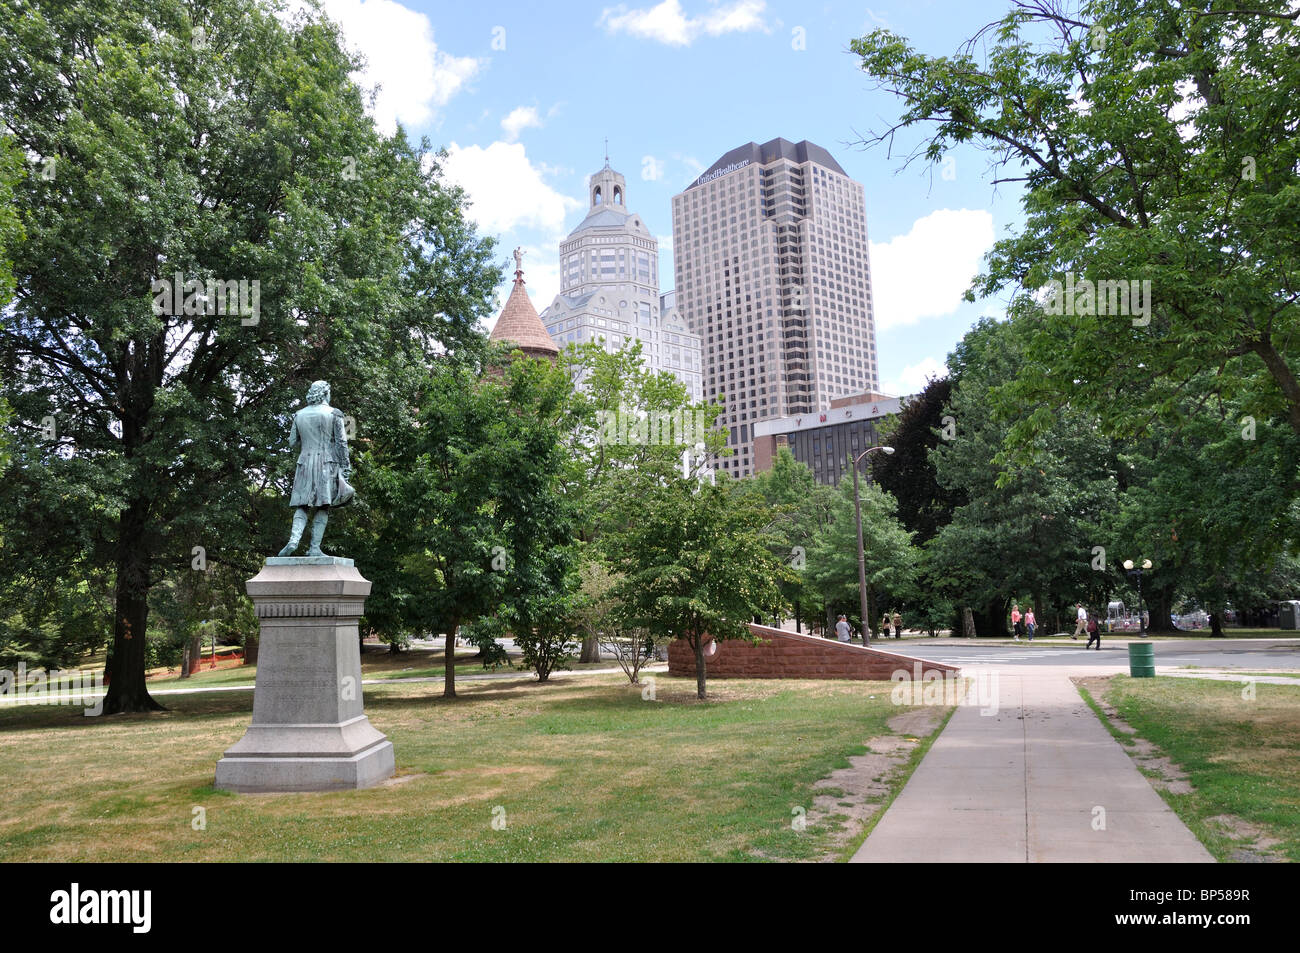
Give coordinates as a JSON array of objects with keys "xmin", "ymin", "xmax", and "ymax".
[
  {"xmin": 580, "ymin": 634, "xmax": 600, "ymax": 663},
  {"xmin": 1209, "ymin": 612, "xmax": 1224, "ymax": 638},
  {"xmin": 694, "ymin": 636, "xmax": 707, "ymax": 699},
  {"xmin": 180, "ymin": 639, "xmax": 191, "ymax": 679},
  {"xmin": 102, "ymin": 502, "xmax": 164, "ymax": 714},
  {"xmin": 794, "ymin": 599, "xmax": 801, "ymax": 633},
  {"xmin": 1148, "ymin": 585, "xmax": 1175, "ymax": 634},
  {"xmin": 187, "ymin": 632, "xmax": 203, "ymax": 674},
  {"xmin": 443, "ymin": 616, "xmax": 460, "ymax": 697}
]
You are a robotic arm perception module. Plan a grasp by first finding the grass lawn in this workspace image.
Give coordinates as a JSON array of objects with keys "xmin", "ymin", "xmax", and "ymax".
[
  {"xmin": 143, "ymin": 644, "xmax": 500, "ymax": 689},
  {"xmin": 0, "ymin": 672, "xmax": 944, "ymax": 862},
  {"xmin": 1175, "ymin": 668, "xmax": 1300, "ymax": 679},
  {"xmin": 1136, "ymin": 628, "xmax": 1294, "ymax": 640},
  {"xmin": 1084, "ymin": 675, "xmax": 1300, "ymax": 862}
]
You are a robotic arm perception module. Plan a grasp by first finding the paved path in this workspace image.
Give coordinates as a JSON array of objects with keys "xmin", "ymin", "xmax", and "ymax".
[
  {"xmin": 852, "ymin": 666, "xmax": 1214, "ymax": 863},
  {"xmin": 899, "ymin": 637, "xmax": 1300, "ymax": 669}
]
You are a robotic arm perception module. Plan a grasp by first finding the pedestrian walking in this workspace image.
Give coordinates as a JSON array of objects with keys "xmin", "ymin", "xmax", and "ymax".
[
  {"xmin": 835, "ymin": 613, "xmax": 852, "ymax": 643},
  {"xmin": 1073, "ymin": 603, "xmax": 1088, "ymax": 640},
  {"xmin": 892, "ymin": 610, "xmax": 902, "ymax": 639},
  {"xmin": 1011, "ymin": 604, "xmax": 1023, "ymax": 641},
  {"xmin": 1025, "ymin": 608, "xmax": 1036, "ymax": 641},
  {"xmin": 1086, "ymin": 611, "xmax": 1101, "ymax": 650},
  {"xmin": 879, "ymin": 613, "xmax": 891, "ymax": 641}
]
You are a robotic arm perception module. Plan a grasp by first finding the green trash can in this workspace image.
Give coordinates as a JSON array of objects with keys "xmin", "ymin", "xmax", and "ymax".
[{"xmin": 1128, "ymin": 641, "xmax": 1155, "ymax": 678}]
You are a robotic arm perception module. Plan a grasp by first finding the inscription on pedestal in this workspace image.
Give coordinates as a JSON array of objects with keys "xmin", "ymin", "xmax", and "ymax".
[{"xmin": 215, "ymin": 561, "xmax": 395, "ymax": 792}]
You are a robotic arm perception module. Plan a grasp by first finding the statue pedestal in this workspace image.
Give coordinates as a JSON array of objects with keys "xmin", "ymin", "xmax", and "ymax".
[{"xmin": 215, "ymin": 557, "xmax": 395, "ymax": 792}]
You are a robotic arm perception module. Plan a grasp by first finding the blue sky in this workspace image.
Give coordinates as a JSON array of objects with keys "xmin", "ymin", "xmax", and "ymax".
[{"xmin": 308, "ymin": 0, "xmax": 1028, "ymax": 396}]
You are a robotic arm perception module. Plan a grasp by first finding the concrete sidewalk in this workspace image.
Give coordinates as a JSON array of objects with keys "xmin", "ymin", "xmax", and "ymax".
[{"xmin": 852, "ymin": 666, "xmax": 1213, "ymax": 863}]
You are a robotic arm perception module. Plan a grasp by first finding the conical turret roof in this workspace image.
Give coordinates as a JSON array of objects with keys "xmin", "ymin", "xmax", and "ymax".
[{"xmin": 489, "ymin": 252, "xmax": 558, "ymax": 361}]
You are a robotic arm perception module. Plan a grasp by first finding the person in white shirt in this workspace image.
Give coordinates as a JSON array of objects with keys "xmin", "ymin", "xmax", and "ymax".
[{"xmin": 1073, "ymin": 603, "xmax": 1088, "ymax": 640}]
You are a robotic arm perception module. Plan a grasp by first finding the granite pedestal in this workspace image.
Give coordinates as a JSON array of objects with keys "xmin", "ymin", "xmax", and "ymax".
[{"xmin": 215, "ymin": 556, "xmax": 395, "ymax": 792}]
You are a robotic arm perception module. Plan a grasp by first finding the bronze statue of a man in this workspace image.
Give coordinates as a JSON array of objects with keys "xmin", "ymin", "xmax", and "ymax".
[{"xmin": 278, "ymin": 380, "xmax": 354, "ymax": 557}]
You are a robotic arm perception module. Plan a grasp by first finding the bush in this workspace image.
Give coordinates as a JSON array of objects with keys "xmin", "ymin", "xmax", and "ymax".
[{"xmin": 145, "ymin": 628, "xmax": 185, "ymax": 669}]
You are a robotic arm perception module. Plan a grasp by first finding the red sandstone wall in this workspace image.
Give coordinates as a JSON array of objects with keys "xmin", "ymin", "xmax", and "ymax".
[{"xmin": 667, "ymin": 623, "xmax": 959, "ymax": 680}]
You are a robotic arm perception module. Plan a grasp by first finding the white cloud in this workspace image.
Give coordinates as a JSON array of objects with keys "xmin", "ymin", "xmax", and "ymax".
[
  {"xmin": 880, "ymin": 356, "xmax": 947, "ymax": 398},
  {"xmin": 641, "ymin": 154, "xmax": 665, "ymax": 181},
  {"xmin": 599, "ymin": 0, "xmax": 770, "ymax": 46},
  {"xmin": 442, "ymin": 141, "xmax": 583, "ymax": 238},
  {"xmin": 678, "ymin": 154, "xmax": 705, "ymax": 179},
  {"xmin": 312, "ymin": 0, "xmax": 482, "ymax": 134},
  {"xmin": 501, "ymin": 106, "xmax": 543, "ymax": 142},
  {"xmin": 868, "ymin": 209, "xmax": 994, "ymax": 330}
]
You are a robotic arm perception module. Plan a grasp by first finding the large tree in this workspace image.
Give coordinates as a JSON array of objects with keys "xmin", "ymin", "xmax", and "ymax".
[
  {"xmin": 604, "ymin": 479, "xmax": 792, "ymax": 699},
  {"xmin": 0, "ymin": 135, "xmax": 21, "ymax": 469},
  {"xmin": 927, "ymin": 317, "xmax": 1117, "ymax": 635},
  {"xmin": 357, "ymin": 349, "xmax": 578, "ymax": 697},
  {"xmin": 853, "ymin": 0, "xmax": 1300, "ymax": 454},
  {"xmin": 871, "ymin": 376, "xmax": 965, "ymax": 545},
  {"xmin": 736, "ymin": 446, "xmax": 837, "ymax": 632},
  {"xmin": 560, "ymin": 339, "xmax": 725, "ymax": 659},
  {"xmin": 1103, "ymin": 393, "xmax": 1300, "ymax": 632},
  {"xmin": 0, "ymin": 0, "xmax": 497, "ymax": 711},
  {"xmin": 804, "ymin": 478, "xmax": 919, "ymax": 639}
]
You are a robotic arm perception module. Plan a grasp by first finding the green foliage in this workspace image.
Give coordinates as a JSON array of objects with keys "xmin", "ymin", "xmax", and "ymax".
[
  {"xmin": 871, "ymin": 377, "xmax": 963, "ymax": 545},
  {"xmin": 509, "ymin": 573, "xmax": 580, "ymax": 683},
  {"xmin": 0, "ymin": 134, "xmax": 21, "ymax": 308},
  {"xmin": 1103, "ymin": 393, "xmax": 1300, "ymax": 626},
  {"xmin": 928, "ymin": 318, "xmax": 1117, "ymax": 631},
  {"xmin": 0, "ymin": 0, "xmax": 498, "ymax": 708},
  {"xmin": 604, "ymin": 478, "xmax": 794, "ymax": 697},
  {"xmin": 853, "ymin": 0, "xmax": 1300, "ymax": 450},
  {"xmin": 357, "ymin": 350, "xmax": 579, "ymax": 694},
  {"xmin": 561, "ymin": 339, "xmax": 728, "ymax": 538},
  {"xmin": 0, "ymin": 136, "xmax": 21, "ymax": 470},
  {"xmin": 569, "ymin": 555, "xmax": 653, "ymax": 683},
  {"xmin": 804, "ymin": 476, "xmax": 919, "ymax": 637},
  {"xmin": 853, "ymin": 1, "xmax": 1300, "ymax": 630},
  {"xmin": 735, "ymin": 446, "xmax": 837, "ymax": 627}
]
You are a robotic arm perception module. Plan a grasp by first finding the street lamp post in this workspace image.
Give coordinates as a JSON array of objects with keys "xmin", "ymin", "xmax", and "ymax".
[
  {"xmin": 853, "ymin": 445, "xmax": 895, "ymax": 646},
  {"xmin": 1123, "ymin": 558, "xmax": 1153, "ymax": 636}
]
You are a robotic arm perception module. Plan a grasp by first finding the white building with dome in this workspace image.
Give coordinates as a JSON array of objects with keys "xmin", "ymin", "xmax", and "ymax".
[{"xmin": 541, "ymin": 160, "xmax": 703, "ymax": 403}]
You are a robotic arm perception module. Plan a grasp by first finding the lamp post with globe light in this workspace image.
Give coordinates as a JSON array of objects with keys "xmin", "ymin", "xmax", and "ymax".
[
  {"xmin": 853, "ymin": 445, "xmax": 895, "ymax": 645},
  {"xmin": 1123, "ymin": 558, "xmax": 1153, "ymax": 636}
]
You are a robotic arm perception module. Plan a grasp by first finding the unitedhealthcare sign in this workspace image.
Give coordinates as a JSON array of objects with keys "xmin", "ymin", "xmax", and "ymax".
[{"xmin": 693, "ymin": 159, "xmax": 750, "ymax": 188}]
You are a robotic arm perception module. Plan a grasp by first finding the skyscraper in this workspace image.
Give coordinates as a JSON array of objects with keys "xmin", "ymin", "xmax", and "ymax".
[
  {"xmin": 672, "ymin": 138, "xmax": 878, "ymax": 478},
  {"xmin": 541, "ymin": 160, "xmax": 703, "ymax": 402}
]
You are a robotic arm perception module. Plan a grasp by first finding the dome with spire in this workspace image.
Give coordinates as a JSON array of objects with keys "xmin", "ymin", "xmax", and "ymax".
[
  {"xmin": 489, "ymin": 248, "xmax": 558, "ymax": 361},
  {"xmin": 565, "ymin": 159, "xmax": 651, "ymax": 242}
]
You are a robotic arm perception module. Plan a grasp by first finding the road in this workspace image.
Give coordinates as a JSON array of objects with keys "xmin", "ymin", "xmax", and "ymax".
[{"xmin": 887, "ymin": 636, "xmax": 1300, "ymax": 670}]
